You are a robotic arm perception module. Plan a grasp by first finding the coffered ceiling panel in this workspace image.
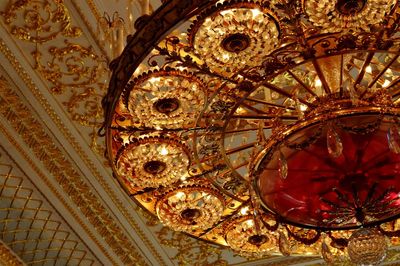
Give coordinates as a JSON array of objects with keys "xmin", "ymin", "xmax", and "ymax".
[{"xmin": 0, "ymin": 145, "xmax": 98, "ymax": 265}]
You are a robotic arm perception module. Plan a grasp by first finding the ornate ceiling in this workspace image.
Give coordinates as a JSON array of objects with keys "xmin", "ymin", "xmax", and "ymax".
[{"xmin": 0, "ymin": 0, "xmax": 399, "ymax": 265}]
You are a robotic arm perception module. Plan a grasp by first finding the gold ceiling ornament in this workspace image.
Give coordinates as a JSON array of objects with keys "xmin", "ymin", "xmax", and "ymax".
[
  {"xmin": 32, "ymin": 39, "xmax": 109, "ymax": 158},
  {"xmin": 154, "ymin": 226, "xmax": 229, "ymax": 266},
  {"xmin": 155, "ymin": 183, "xmax": 225, "ymax": 233},
  {"xmin": 115, "ymin": 135, "xmax": 190, "ymax": 189},
  {"xmin": 33, "ymin": 40, "xmax": 108, "ymax": 95},
  {"xmin": 122, "ymin": 69, "xmax": 206, "ymax": 129},
  {"xmin": 1, "ymin": 0, "xmax": 109, "ymax": 159},
  {"xmin": 1, "ymin": 0, "xmax": 81, "ymax": 43},
  {"xmin": 102, "ymin": 0, "xmax": 400, "ymax": 263},
  {"xmin": 0, "ymin": 75, "xmax": 147, "ymax": 265}
]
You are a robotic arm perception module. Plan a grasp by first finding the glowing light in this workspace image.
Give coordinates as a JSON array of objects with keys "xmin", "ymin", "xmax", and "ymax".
[
  {"xmin": 220, "ymin": 10, "xmax": 233, "ymax": 16},
  {"xmin": 160, "ymin": 147, "xmax": 169, "ymax": 155},
  {"xmin": 246, "ymin": 219, "xmax": 254, "ymax": 227},
  {"xmin": 149, "ymin": 77, "xmax": 161, "ymax": 83},
  {"xmin": 222, "ymin": 53, "xmax": 230, "ymax": 60},
  {"xmin": 240, "ymin": 206, "xmax": 249, "ymax": 215},
  {"xmin": 366, "ymin": 66, "xmax": 372, "ymax": 73},
  {"xmin": 251, "ymin": 8, "xmax": 262, "ymax": 18},
  {"xmin": 315, "ymin": 78, "xmax": 322, "ymax": 87},
  {"xmin": 175, "ymin": 191, "xmax": 186, "ymax": 199},
  {"xmin": 300, "ymin": 104, "xmax": 308, "ymax": 112},
  {"xmin": 235, "ymin": 107, "xmax": 246, "ymax": 114},
  {"xmin": 383, "ymin": 79, "xmax": 391, "ymax": 88}
]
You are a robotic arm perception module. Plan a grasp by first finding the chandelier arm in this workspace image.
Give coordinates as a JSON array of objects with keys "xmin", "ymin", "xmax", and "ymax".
[
  {"xmin": 284, "ymin": 225, "xmax": 321, "ymax": 245},
  {"xmin": 262, "ymin": 81, "xmax": 313, "ymax": 107},
  {"xmin": 274, "ymin": 0, "xmax": 309, "ymax": 46},
  {"xmin": 238, "ymin": 102, "xmax": 273, "ymax": 115},
  {"xmin": 388, "ymin": 77, "xmax": 400, "ymax": 97},
  {"xmin": 197, "ymin": 199, "xmax": 251, "ymax": 238},
  {"xmin": 197, "ymin": 164, "xmax": 249, "ymax": 202},
  {"xmin": 287, "ymin": 69, "xmax": 318, "ymax": 97},
  {"xmin": 367, "ymin": 54, "xmax": 400, "ymax": 89},
  {"xmin": 353, "ymin": 51, "xmax": 375, "ymax": 93},
  {"xmin": 244, "ymin": 97, "xmax": 296, "ymax": 110},
  {"xmin": 327, "ymin": 231, "xmax": 349, "ymax": 248},
  {"xmin": 312, "ymin": 59, "xmax": 332, "ymax": 95},
  {"xmin": 259, "ymin": 216, "xmax": 279, "ymax": 232},
  {"xmin": 379, "ymin": 227, "xmax": 400, "ymax": 237}
]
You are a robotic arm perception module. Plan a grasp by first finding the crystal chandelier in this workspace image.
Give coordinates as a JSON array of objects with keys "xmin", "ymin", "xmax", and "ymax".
[{"xmin": 101, "ymin": 0, "xmax": 400, "ymax": 264}]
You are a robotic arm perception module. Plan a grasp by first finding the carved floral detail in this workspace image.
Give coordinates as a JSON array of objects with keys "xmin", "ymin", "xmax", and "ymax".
[{"xmin": 1, "ymin": 0, "xmax": 82, "ymax": 43}]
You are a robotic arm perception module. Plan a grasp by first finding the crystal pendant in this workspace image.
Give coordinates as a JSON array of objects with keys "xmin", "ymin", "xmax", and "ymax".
[
  {"xmin": 278, "ymin": 151, "xmax": 288, "ymax": 179},
  {"xmin": 347, "ymin": 228, "xmax": 387, "ymax": 266},
  {"xmin": 321, "ymin": 241, "xmax": 335, "ymax": 265},
  {"xmin": 257, "ymin": 121, "xmax": 267, "ymax": 145},
  {"xmin": 347, "ymin": 81, "xmax": 360, "ymax": 106},
  {"xmin": 294, "ymin": 97, "xmax": 304, "ymax": 119},
  {"xmin": 327, "ymin": 126, "xmax": 343, "ymax": 158},
  {"xmin": 387, "ymin": 125, "xmax": 400, "ymax": 154},
  {"xmin": 249, "ymin": 187, "xmax": 261, "ymax": 211},
  {"xmin": 279, "ymin": 231, "xmax": 291, "ymax": 256}
]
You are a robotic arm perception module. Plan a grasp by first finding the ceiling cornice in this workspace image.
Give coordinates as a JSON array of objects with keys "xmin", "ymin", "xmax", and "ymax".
[{"xmin": 0, "ymin": 240, "xmax": 25, "ymax": 266}]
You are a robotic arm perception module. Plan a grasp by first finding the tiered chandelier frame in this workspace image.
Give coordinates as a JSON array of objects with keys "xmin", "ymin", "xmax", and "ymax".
[{"xmin": 101, "ymin": 0, "xmax": 400, "ymax": 261}]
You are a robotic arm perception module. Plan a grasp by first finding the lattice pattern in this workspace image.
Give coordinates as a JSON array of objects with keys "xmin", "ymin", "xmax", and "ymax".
[{"xmin": 0, "ymin": 152, "xmax": 97, "ymax": 265}]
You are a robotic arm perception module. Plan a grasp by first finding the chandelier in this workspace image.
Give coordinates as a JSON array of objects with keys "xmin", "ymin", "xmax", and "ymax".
[{"xmin": 101, "ymin": 0, "xmax": 400, "ymax": 264}]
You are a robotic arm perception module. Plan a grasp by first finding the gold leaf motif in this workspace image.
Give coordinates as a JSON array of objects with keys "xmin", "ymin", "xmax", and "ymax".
[
  {"xmin": 0, "ymin": 75, "xmax": 148, "ymax": 265},
  {"xmin": 155, "ymin": 227, "xmax": 228, "ymax": 266},
  {"xmin": 33, "ymin": 40, "xmax": 108, "ymax": 130},
  {"xmin": 1, "ymin": 0, "xmax": 82, "ymax": 43},
  {"xmin": 33, "ymin": 40, "xmax": 107, "ymax": 94}
]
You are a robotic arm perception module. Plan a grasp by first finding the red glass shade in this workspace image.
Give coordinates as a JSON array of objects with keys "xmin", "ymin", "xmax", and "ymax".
[{"xmin": 256, "ymin": 116, "xmax": 400, "ymax": 229}]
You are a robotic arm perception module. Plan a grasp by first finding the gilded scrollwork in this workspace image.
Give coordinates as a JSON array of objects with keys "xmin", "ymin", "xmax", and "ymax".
[
  {"xmin": 1, "ymin": 0, "xmax": 82, "ymax": 43},
  {"xmin": 0, "ymin": 75, "xmax": 148, "ymax": 265},
  {"xmin": 156, "ymin": 226, "xmax": 228, "ymax": 266},
  {"xmin": 33, "ymin": 40, "xmax": 107, "ymax": 95},
  {"xmin": 32, "ymin": 40, "xmax": 108, "ymax": 153},
  {"xmin": 1, "ymin": 0, "xmax": 107, "ymax": 156}
]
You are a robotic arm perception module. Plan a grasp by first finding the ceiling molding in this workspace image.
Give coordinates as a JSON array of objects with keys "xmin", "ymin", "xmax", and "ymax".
[
  {"xmin": 0, "ymin": 239, "xmax": 25, "ymax": 266},
  {"xmin": 0, "ymin": 68, "xmax": 150, "ymax": 264},
  {"xmin": 0, "ymin": 140, "xmax": 99, "ymax": 264}
]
